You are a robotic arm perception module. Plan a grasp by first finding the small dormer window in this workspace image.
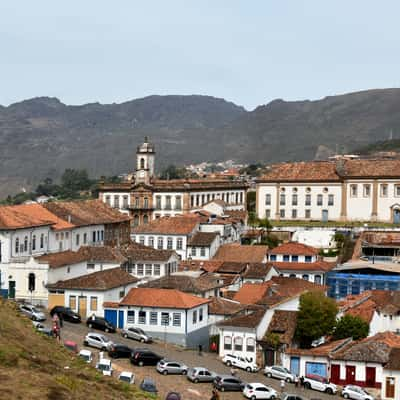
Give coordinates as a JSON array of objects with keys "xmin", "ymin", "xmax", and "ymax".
[
  {"xmin": 283, "ymin": 255, "xmax": 290, "ymax": 262},
  {"xmin": 292, "ymin": 255, "xmax": 298, "ymax": 262},
  {"xmin": 305, "ymin": 256, "xmax": 312, "ymax": 262}
]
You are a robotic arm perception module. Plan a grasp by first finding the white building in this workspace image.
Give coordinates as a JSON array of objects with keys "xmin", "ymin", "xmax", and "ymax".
[
  {"xmin": 256, "ymin": 159, "xmax": 400, "ymax": 223},
  {"xmin": 105, "ymin": 287, "xmax": 211, "ymax": 348},
  {"xmin": 382, "ymin": 348, "xmax": 400, "ymax": 400},
  {"xmin": 187, "ymin": 232, "xmax": 220, "ymax": 260}
]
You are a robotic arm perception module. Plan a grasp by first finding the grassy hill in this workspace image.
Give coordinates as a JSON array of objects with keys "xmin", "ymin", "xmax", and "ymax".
[{"xmin": 0, "ymin": 300, "xmax": 152, "ymax": 400}]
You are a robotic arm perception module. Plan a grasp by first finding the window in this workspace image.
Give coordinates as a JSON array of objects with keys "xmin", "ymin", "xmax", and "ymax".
[
  {"xmin": 328, "ymin": 194, "xmax": 334, "ymax": 206},
  {"xmin": 280, "ymin": 194, "xmax": 286, "ymax": 206},
  {"xmin": 143, "ymin": 214, "xmax": 149, "ymax": 224},
  {"xmin": 167, "ymin": 237, "xmax": 173, "ymax": 249},
  {"xmin": 305, "ymin": 209, "xmax": 311, "ymax": 219},
  {"xmin": 173, "ymin": 313, "xmax": 181, "ymax": 326},
  {"xmin": 202, "ymin": 194, "xmax": 206, "ymax": 204},
  {"xmin": 175, "ymin": 196, "xmax": 182, "ymax": 210},
  {"xmin": 143, "ymin": 197, "xmax": 149, "ymax": 208},
  {"xmin": 350, "ymin": 184, "xmax": 358, "ymax": 197},
  {"xmin": 161, "ymin": 312, "xmax": 170, "ymax": 326},
  {"xmin": 139, "ymin": 236, "xmax": 145, "ymax": 245},
  {"xmin": 83, "ymin": 233, "xmax": 87, "ymax": 244},
  {"xmin": 123, "ymin": 195, "xmax": 128, "ymax": 209},
  {"xmin": 305, "ymin": 194, "xmax": 311, "ymax": 206},
  {"xmin": 315, "ymin": 275, "xmax": 322, "ymax": 284},
  {"xmin": 305, "ymin": 256, "xmax": 312, "ymax": 262},
  {"xmin": 56, "ymin": 233, "xmax": 59, "ymax": 241},
  {"xmin": 191, "ymin": 247, "xmax": 196, "ymax": 256},
  {"xmin": 24, "ymin": 236, "xmax": 28, "ymax": 252},
  {"xmin": 292, "ymin": 255, "xmax": 298, "ymax": 262},
  {"xmin": 156, "ymin": 196, "xmax": 162, "ymax": 209},
  {"xmin": 381, "ymin": 184, "xmax": 388, "ymax": 197},
  {"xmin": 154, "ymin": 264, "xmax": 161, "ymax": 275},
  {"xmin": 283, "ymin": 255, "xmax": 290, "ymax": 262},
  {"xmin": 177, "ymin": 237, "xmax": 183, "ymax": 250},
  {"xmin": 32, "ymin": 235, "xmax": 36, "ymax": 251},
  {"xmin": 302, "ymin": 274, "xmax": 309, "ymax": 281},
  {"xmin": 395, "ymin": 185, "xmax": 400, "ymax": 197},
  {"xmin": 200, "ymin": 247, "xmax": 206, "ymax": 257},
  {"xmin": 317, "ymin": 194, "xmax": 323, "ymax": 206},
  {"xmin": 157, "ymin": 237, "xmax": 163, "ymax": 249},
  {"xmin": 265, "ymin": 194, "xmax": 271, "ymax": 205},
  {"xmin": 270, "ymin": 254, "xmax": 277, "ymax": 261},
  {"xmin": 114, "ymin": 195, "xmax": 120, "ymax": 208},
  {"xmin": 265, "ymin": 209, "xmax": 271, "ymax": 218},
  {"xmin": 105, "ymin": 195, "xmax": 111, "ymax": 206},
  {"xmin": 28, "ymin": 273, "xmax": 35, "ymax": 292},
  {"xmin": 291, "ymin": 209, "xmax": 297, "ymax": 219},
  {"xmin": 199, "ymin": 307, "xmax": 203, "ymax": 322},
  {"xmin": 224, "ymin": 336, "xmax": 232, "ymax": 350},
  {"xmin": 97, "ymin": 231, "xmax": 100, "ymax": 242},
  {"xmin": 192, "ymin": 310, "xmax": 197, "ymax": 324},
  {"xmin": 165, "ymin": 196, "xmax": 171, "ymax": 210},
  {"xmin": 133, "ymin": 215, "xmax": 139, "ymax": 226},
  {"xmin": 140, "ymin": 157, "xmax": 145, "ymax": 169},
  {"xmin": 150, "ymin": 312, "xmax": 158, "ymax": 325},
  {"xmin": 87, "ymin": 263, "xmax": 95, "ymax": 270},
  {"xmin": 363, "ymin": 184, "xmax": 371, "ymax": 197},
  {"xmin": 145, "ymin": 264, "xmax": 152, "ymax": 276},
  {"xmin": 127, "ymin": 310, "xmax": 135, "ymax": 324},
  {"xmin": 137, "ymin": 264, "xmax": 144, "ymax": 275},
  {"xmin": 196, "ymin": 195, "xmax": 200, "ymax": 206},
  {"xmin": 40, "ymin": 234, "xmax": 44, "ymax": 249},
  {"xmin": 138, "ymin": 311, "xmax": 146, "ymax": 324},
  {"xmin": 240, "ymin": 192, "xmax": 243, "ymax": 203},
  {"xmin": 148, "ymin": 237, "xmax": 154, "ymax": 247},
  {"xmin": 69, "ymin": 296, "xmax": 76, "ymax": 310},
  {"xmin": 280, "ymin": 209, "xmax": 285, "ymax": 218},
  {"xmin": 234, "ymin": 336, "xmax": 243, "ymax": 351},
  {"xmin": 292, "ymin": 194, "xmax": 298, "ymax": 206},
  {"xmin": 190, "ymin": 195, "xmax": 194, "ymax": 207},
  {"xmin": 90, "ymin": 296, "xmax": 98, "ymax": 311},
  {"xmin": 92, "ymin": 231, "xmax": 96, "ymax": 243},
  {"xmin": 134, "ymin": 197, "xmax": 140, "ymax": 208},
  {"xmin": 246, "ymin": 337, "xmax": 255, "ymax": 352}
]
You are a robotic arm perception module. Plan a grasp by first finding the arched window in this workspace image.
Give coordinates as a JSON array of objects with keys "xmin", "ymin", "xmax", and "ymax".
[
  {"xmin": 234, "ymin": 336, "xmax": 243, "ymax": 351},
  {"xmin": 24, "ymin": 236, "xmax": 28, "ymax": 252},
  {"xmin": 167, "ymin": 237, "xmax": 173, "ymax": 249},
  {"xmin": 28, "ymin": 273, "xmax": 36, "ymax": 292},
  {"xmin": 246, "ymin": 337, "xmax": 255, "ymax": 352},
  {"xmin": 15, "ymin": 238, "xmax": 19, "ymax": 254},
  {"xmin": 289, "ymin": 273, "xmax": 296, "ymax": 278},
  {"xmin": 143, "ymin": 214, "xmax": 149, "ymax": 224},
  {"xmin": 40, "ymin": 234, "xmax": 44, "ymax": 249},
  {"xmin": 133, "ymin": 215, "xmax": 139, "ymax": 226},
  {"xmin": 315, "ymin": 275, "xmax": 322, "ymax": 285},
  {"xmin": 224, "ymin": 336, "xmax": 232, "ymax": 350},
  {"xmin": 302, "ymin": 274, "xmax": 309, "ymax": 281},
  {"xmin": 32, "ymin": 235, "xmax": 36, "ymax": 251},
  {"xmin": 140, "ymin": 158, "xmax": 145, "ymax": 169}
]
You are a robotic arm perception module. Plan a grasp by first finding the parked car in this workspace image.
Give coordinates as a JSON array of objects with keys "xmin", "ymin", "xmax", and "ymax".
[
  {"xmin": 19, "ymin": 303, "xmax": 46, "ymax": 321},
  {"xmin": 96, "ymin": 358, "xmax": 113, "ymax": 376},
  {"xmin": 139, "ymin": 377, "xmax": 158, "ymax": 394},
  {"xmin": 50, "ymin": 306, "xmax": 81, "ymax": 323},
  {"xmin": 213, "ymin": 375, "xmax": 245, "ymax": 392},
  {"xmin": 121, "ymin": 327, "xmax": 152, "ymax": 343},
  {"xmin": 222, "ymin": 354, "xmax": 259, "ymax": 372},
  {"xmin": 79, "ymin": 349, "xmax": 92, "ymax": 363},
  {"xmin": 303, "ymin": 375, "xmax": 337, "ymax": 394},
  {"xmin": 131, "ymin": 349, "xmax": 163, "ymax": 366},
  {"xmin": 108, "ymin": 344, "xmax": 133, "ymax": 359},
  {"xmin": 165, "ymin": 393, "xmax": 181, "ymax": 400},
  {"xmin": 118, "ymin": 371, "xmax": 135, "ymax": 384},
  {"xmin": 86, "ymin": 316, "xmax": 116, "ymax": 333},
  {"xmin": 84, "ymin": 332, "xmax": 114, "ymax": 351},
  {"xmin": 281, "ymin": 394, "xmax": 307, "ymax": 400},
  {"xmin": 264, "ymin": 365, "xmax": 295, "ymax": 382},
  {"xmin": 156, "ymin": 359, "xmax": 188, "ymax": 375},
  {"xmin": 32, "ymin": 321, "xmax": 53, "ymax": 336},
  {"xmin": 64, "ymin": 340, "xmax": 78, "ymax": 353},
  {"xmin": 243, "ymin": 383, "xmax": 278, "ymax": 400},
  {"xmin": 342, "ymin": 385, "xmax": 374, "ymax": 400},
  {"xmin": 187, "ymin": 367, "xmax": 216, "ymax": 383}
]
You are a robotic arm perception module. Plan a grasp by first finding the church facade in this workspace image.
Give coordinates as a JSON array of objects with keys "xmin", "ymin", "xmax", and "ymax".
[{"xmin": 98, "ymin": 138, "xmax": 247, "ymax": 227}]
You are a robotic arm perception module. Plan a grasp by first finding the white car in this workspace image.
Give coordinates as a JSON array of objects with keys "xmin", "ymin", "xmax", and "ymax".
[
  {"xmin": 222, "ymin": 354, "xmax": 259, "ymax": 372},
  {"xmin": 79, "ymin": 349, "xmax": 93, "ymax": 363},
  {"xmin": 342, "ymin": 385, "xmax": 374, "ymax": 400},
  {"xmin": 118, "ymin": 371, "xmax": 135, "ymax": 384},
  {"xmin": 303, "ymin": 375, "xmax": 337, "ymax": 394},
  {"xmin": 96, "ymin": 358, "xmax": 113, "ymax": 376},
  {"xmin": 264, "ymin": 365, "xmax": 295, "ymax": 382},
  {"xmin": 243, "ymin": 383, "xmax": 278, "ymax": 400},
  {"xmin": 83, "ymin": 332, "xmax": 113, "ymax": 351}
]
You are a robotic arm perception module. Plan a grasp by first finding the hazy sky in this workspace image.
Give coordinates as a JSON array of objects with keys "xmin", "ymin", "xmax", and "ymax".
[{"xmin": 1, "ymin": 1, "xmax": 399, "ymax": 110}]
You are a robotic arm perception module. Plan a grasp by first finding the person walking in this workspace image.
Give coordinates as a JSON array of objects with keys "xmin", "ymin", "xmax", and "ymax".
[
  {"xmin": 294, "ymin": 375, "xmax": 299, "ymax": 388},
  {"xmin": 300, "ymin": 376, "xmax": 304, "ymax": 390},
  {"xmin": 280, "ymin": 379, "xmax": 285, "ymax": 394},
  {"xmin": 210, "ymin": 389, "xmax": 220, "ymax": 400}
]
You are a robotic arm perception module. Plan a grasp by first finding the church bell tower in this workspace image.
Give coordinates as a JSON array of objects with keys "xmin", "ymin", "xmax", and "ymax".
[{"xmin": 136, "ymin": 137, "xmax": 155, "ymax": 185}]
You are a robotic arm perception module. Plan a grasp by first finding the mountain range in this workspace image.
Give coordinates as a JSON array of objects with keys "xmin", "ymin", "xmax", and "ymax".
[{"xmin": 1, "ymin": 88, "xmax": 400, "ymax": 197}]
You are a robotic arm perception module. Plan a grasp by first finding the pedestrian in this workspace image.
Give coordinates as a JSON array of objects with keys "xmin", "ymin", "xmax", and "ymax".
[
  {"xmin": 294, "ymin": 375, "xmax": 299, "ymax": 388},
  {"xmin": 210, "ymin": 388, "xmax": 220, "ymax": 400},
  {"xmin": 59, "ymin": 313, "xmax": 63, "ymax": 328},
  {"xmin": 198, "ymin": 344, "xmax": 202, "ymax": 356},
  {"xmin": 280, "ymin": 379, "xmax": 285, "ymax": 393},
  {"xmin": 52, "ymin": 322, "xmax": 61, "ymax": 343},
  {"xmin": 300, "ymin": 376, "xmax": 304, "ymax": 389},
  {"xmin": 210, "ymin": 342, "xmax": 217, "ymax": 352}
]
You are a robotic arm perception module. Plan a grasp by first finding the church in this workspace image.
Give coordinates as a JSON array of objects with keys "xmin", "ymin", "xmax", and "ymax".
[{"xmin": 98, "ymin": 138, "xmax": 248, "ymax": 226}]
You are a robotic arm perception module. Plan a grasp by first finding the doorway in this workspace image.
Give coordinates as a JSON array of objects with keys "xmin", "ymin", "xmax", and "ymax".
[
  {"xmin": 78, "ymin": 296, "xmax": 87, "ymax": 319},
  {"xmin": 394, "ymin": 209, "xmax": 400, "ymax": 224},
  {"xmin": 366, "ymin": 367, "xmax": 376, "ymax": 387},
  {"xmin": 346, "ymin": 365, "xmax": 356, "ymax": 384},
  {"xmin": 386, "ymin": 377, "xmax": 395, "ymax": 398},
  {"xmin": 8, "ymin": 281, "xmax": 16, "ymax": 299},
  {"xmin": 330, "ymin": 364, "xmax": 340, "ymax": 384},
  {"xmin": 322, "ymin": 209, "xmax": 329, "ymax": 222}
]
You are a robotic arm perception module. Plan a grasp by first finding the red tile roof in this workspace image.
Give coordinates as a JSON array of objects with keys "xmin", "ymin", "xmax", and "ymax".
[
  {"xmin": 179, "ymin": 260, "xmax": 224, "ymax": 273},
  {"xmin": 266, "ymin": 310, "xmax": 298, "ymax": 345},
  {"xmin": 269, "ymin": 242, "xmax": 319, "ymax": 256},
  {"xmin": 287, "ymin": 338, "xmax": 352, "ymax": 357},
  {"xmin": 214, "ymin": 244, "xmax": 268, "ymax": 263},
  {"xmin": 233, "ymin": 282, "xmax": 271, "ymax": 304},
  {"xmin": 188, "ymin": 232, "xmax": 219, "ymax": 247},
  {"xmin": 208, "ymin": 297, "xmax": 244, "ymax": 316},
  {"xmin": 217, "ymin": 309, "xmax": 266, "ymax": 328},
  {"xmin": 132, "ymin": 215, "xmax": 199, "ymax": 235},
  {"xmin": 120, "ymin": 288, "xmax": 210, "ymax": 309},
  {"xmin": 271, "ymin": 261, "xmax": 335, "ymax": 272}
]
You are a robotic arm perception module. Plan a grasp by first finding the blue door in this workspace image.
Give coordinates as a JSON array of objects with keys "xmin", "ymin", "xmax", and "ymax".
[
  {"xmin": 118, "ymin": 310, "xmax": 124, "ymax": 329},
  {"xmin": 322, "ymin": 210, "xmax": 328, "ymax": 222},
  {"xmin": 394, "ymin": 209, "xmax": 400, "ymax": 224},
  {"xmin": 104, "ymin": 309, "xmax": 117, "ymax": 327},
  {"xmin": 290, "ymin": 357, "xmax": 300, "ymax": 376}
]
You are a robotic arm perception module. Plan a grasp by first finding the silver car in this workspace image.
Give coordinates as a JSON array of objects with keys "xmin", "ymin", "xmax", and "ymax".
[
  {"xmin": 84, "ymin": 332, "xmax": 114, "ymax": 351},
  {"xmin": 264, "ymin": 365, "xmax": 295, "ymax": 382},
  {"xmin": 121, "ymin": 327, "xmax": 152, "ymax": 343},
  {"xmin": 20, "ymin": 304, "xmax": 46, "ymax": 321},
  {"xmin": 156, "ymin": 359, "xmax": 188, "ymax": 375},
  {"xmin": 187, "ymin": 367, "xmax": 216, "ymax": 383},
  {"xmin": 342, "ymin": 385, "xmax": 374, "ymax": 400}
]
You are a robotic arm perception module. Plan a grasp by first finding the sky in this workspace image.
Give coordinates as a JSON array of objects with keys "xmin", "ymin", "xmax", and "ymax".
[{"xmin": 1, "ymin": 1, "xmax": 399, "ymax": 110}]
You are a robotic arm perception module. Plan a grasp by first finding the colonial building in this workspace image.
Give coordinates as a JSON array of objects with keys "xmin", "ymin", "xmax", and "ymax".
[
  {"xmin": 98, "ymin": 138, "xmax": 247, "ymax": 227},
  {"xmin": 256, "ymin": 159, "xmax": 400, "ymax": 223}
]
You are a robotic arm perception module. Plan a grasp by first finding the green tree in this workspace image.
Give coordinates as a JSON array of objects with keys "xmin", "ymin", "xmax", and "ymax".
[
  {"xmin": 160, "ymin": 164, "xmax": 186, "ymax": 180},
  {"xmin": 247, "ymin": 191, "xmax": 256, "ymax": 212},
  {"xmin": 295, "ymin": 291, "xmax": 338, "ymax": 348},
  {"xmin": 333, "ymin": 314, "xmax": 369, "ymax": 340},
  {"xmin": 59, "ymin": 169, "xmax": 92, "ymax": 199}
]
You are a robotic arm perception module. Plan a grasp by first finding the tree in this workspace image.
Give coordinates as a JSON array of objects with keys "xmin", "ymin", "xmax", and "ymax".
[
  {"xmin": 160, "ymin": 164, "xmax": 186, "ymax": 180},
  {"xmin": 295, "ymin": 291, "xmax": 338, "ymax": 348},
  {"xmin": 333, "ymin": 314, "xmax": 369, "ymax": 341},
  {"xmin": 246, "ymin": 191, "xmax": 256, "ymax": 212},
  {"xmin": 59, "ymin": 169, "xmax": 92, "ymax": 199}
]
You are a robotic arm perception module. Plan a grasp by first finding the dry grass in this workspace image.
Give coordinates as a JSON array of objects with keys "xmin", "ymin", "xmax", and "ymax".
[{"xmin": 0, "ymin": 299, "xmax": 154, "ymax": 399}]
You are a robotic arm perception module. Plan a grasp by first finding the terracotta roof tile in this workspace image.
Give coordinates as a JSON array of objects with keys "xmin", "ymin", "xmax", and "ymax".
[
  {"xmin": 208, "ymin": 297, "xmax": 244, "ymax": 316},
  {"xmin": 271, "ymin": 261, "xmax": 335, "ymax": 272},
  {"xmin": 385, "ymin": 348, "xmax": 400, "ymax": 370},
  {"xmin": 269, "ymin": 242, "xmax": 319, "ymax": 256},
  {"xmin": 218, "ymin": 309, "xmax": 266, "ymax": 328},
  {"xmin": 132, "ymin": 215, "xmax": 199, "ymax": 235},
  {"xmin": 233, "ymin": 282, "xmax": 271, "ymax": 304},
  {"xmin": 120, "ymin": 288, "xmax": 210, "ymax": 309},
  {"xmin": 216, "ymin": 262, "xmax": 249, "ymax": 274},
  {"xmin": 179, "ymin": 260, "xmax": 224, "ymax": 273},
  {"xmin": 287, "ymin": 338, "xmax": 352, "ymax": 357},
  {"xmin": 188, "ymin": 232, "xmax": 219, "ymax": 246},
  {"xmin": 48, "ymin": 267, "xmax": 138, "ymax": 290},
  {"xmin": 242, "ymin": 263, "xmax": 274, "ymax": 279},
  {"xmin": 36, "ymin": 250, "xmax": 88, "ymax": 269},
  {"xmin": 214, "ymin": 244, "xmax": 268, "ymax": 263},
  {"xmin": 103, "ymin": 301, "xmax": 119, "ymax": 309},
  {"xmin": 266, "ymin": 310, "xmax": 298, "ymax": 345},
  {"xmin": 120, "ymin": 242, "xmax": 176, "ymax": 262},
  {"xmin": 342, "ymin": 159, "xmax": 400, "ymax": 178}
]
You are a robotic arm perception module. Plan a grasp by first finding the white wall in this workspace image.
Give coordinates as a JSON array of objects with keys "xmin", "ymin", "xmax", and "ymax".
[
  {"xmin": 292, "ymin": 230, "xmax": 336, "ymax": 249},
  {"xmin": 126, "ymin": 254, "xmax": 179, "ymax": 279},
  {"xmin": 189, "ymin": 190, "xmax": 245, "ymax": 210},
  {"xmin": 282, "ymin": 353, "xmax": 329, "ymax": 377},
  {"xmin": 334, "ymin": 360, "xmax": 383, "ymax": 384},
  {"xmin": 218, "ymin": 326, "xmax": 257, "ymax": 362},
  {"xmin": 369, "ymin": 312, "xmax": 400, "ymax": 336},
  {"xmin": 102, "ymin": 192, "xmax": 131, "ymax": 215}
]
